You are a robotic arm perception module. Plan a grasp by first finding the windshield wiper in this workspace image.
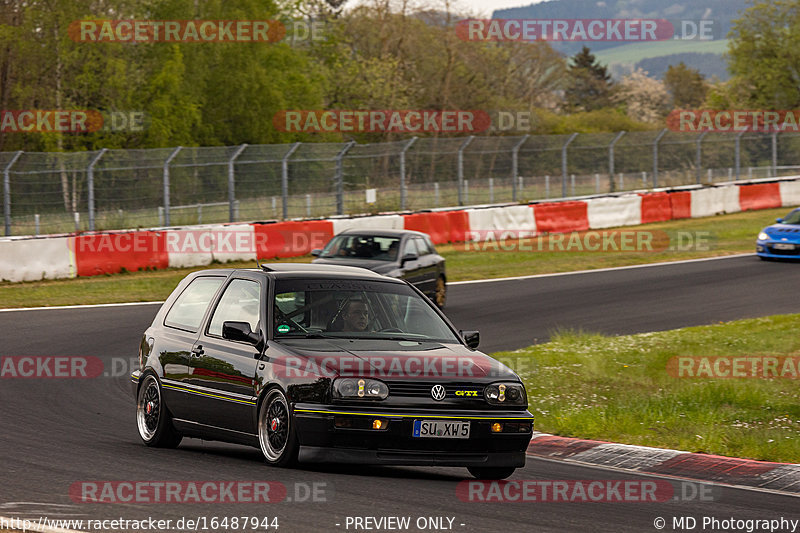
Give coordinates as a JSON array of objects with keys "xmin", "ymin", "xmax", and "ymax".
[{"xmin": 278, "ymin": 332, "xmax": 339, "ymax": 339}]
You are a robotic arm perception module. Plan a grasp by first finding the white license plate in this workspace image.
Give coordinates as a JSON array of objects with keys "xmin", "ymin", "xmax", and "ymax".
[
  {"xmin": 412, "ymin": 420, "xmax": 470, "ymax": 439},
  {"xmin": 774, "ymin": 243, "xmax": 796, "ymax": 250}
]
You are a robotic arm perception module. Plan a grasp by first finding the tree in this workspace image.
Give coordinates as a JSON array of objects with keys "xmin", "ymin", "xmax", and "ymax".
[
  {"xmin": 663, "ymin": 62, "xmax": 708, "ymax": 108},
  {"xmin": 616, "ymin": 68, "xmax": 670, "ymax": 124},
  {"xmin": 726, "ymin": 0, "xmax": 800, "ymax": 108},
  {"xmin": 564, "ymin": 46, "xmax": 615, "ymax": 112}
]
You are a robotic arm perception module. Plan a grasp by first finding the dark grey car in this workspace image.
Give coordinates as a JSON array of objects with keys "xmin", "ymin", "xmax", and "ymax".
[{"xmin": 311, "ymin": 229, "xmax": 447, "ymax": 308}]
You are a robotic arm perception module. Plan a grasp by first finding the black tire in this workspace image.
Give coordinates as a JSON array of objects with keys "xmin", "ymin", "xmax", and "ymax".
[
  {"xmin": 467, "ymin": 467, "xmax": 516, "ymax": 480},
  {"xmin": 136, "ymin": 374, "xmax": 182, "ymax": 448},
  {"xmin": 434, "ymin": 276, "xmax": 447, "ymax": 309},
  {"xmin": 258, "ymin": 388, "xmax": 299, "ymax": 467}
]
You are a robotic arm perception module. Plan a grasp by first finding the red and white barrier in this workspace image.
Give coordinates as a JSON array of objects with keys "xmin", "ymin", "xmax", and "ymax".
[
  {"xmin": 690, "ymin": 185, "xmax": 740, "ymax": 218},
  {"xmin": 331, "ymin": 214, "xmax": 404, "ymax": 234},
  {"xmin": 466, "ymin": 205, "xmax": 536, "ymax": 238},
  {"xmin": 639, "ymin": 192, "xmax": 672, "ymax": 223},
  {"xmin": 0, "ymin": 236, "xmax": 75, "ymax": 282},
  {"xmin": 739, "ymin": 183, "xmax": 782, "ymax": 211},
  {"xmin": 74, "ymin": 231, "xmax": 168, "ymax": 276},
  {"xmin": 586, "ymin": 195, "xmax": 642, "ymax": 229},
  {"xmin": 532, "ymin": 201, "xmax": 589, "ymax": 234},
  {"xmin": 3, "ymin": 176, "xmax": 800, "ymax": 282},
  {"xmin": 780, "ymin": 180, "xmax": 800, "ymax": 207}
]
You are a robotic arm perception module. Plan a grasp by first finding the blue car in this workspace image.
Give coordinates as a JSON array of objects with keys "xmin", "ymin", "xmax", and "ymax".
[{"xmin": 756, "ymin": 208, "xmax": 800, "ymax": 260}]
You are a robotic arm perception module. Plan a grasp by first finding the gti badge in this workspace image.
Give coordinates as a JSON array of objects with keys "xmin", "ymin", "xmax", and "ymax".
[{"xmin": 431, "ymin": 384, "xmax": 446, "ymax": 401}]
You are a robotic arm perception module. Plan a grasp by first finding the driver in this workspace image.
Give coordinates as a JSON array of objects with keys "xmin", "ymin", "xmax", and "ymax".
[{"xmin": 341, "ymin": 299, "xmax": 370, "ymax": 331}]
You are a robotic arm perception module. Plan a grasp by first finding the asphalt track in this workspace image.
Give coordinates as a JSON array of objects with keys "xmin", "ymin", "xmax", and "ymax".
[{"xmin": 1, "ymin": 255, "xmax": 798, "ymax": 532}]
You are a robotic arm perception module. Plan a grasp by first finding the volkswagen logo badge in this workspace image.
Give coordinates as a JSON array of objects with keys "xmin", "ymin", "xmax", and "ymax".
[{"xmin": 431, "ymin": 384, "xmax": 446, "ymax": 401}]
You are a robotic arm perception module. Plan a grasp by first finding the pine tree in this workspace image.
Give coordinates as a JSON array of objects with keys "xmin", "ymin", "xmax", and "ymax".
[{"xmin": 564, "ymin": 46, "xmax": 615, "ymax": 112}]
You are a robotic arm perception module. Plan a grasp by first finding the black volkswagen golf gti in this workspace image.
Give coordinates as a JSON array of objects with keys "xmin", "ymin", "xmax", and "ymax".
[{"xmin": 131, "ymin": 264, "xmax": 533, "ymax": 479}]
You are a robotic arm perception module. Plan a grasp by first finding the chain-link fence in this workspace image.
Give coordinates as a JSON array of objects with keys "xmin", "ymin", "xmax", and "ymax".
[{"xmin": 4, "ymin": 130, "xmax": 800, "ymax": 236}]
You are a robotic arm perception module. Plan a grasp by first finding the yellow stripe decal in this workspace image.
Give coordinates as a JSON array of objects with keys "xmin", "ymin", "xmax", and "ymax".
[
  {"xmin": 295, "ymin": 409, "xmax": 532, "ymax": 420},
  {"xmin": 162, "ymin": 383, "xmax": 256, "ymax": 405}
]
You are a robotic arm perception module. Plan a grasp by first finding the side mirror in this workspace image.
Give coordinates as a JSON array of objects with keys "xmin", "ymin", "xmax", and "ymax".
[
  {"xmin": 776, "ymin": 218, "xmax": 783, "ymax": 223},
  {"xmin": 460, "ymin": 330, "xmax": 480, "ymax": 349},
  {"xmin": 401, "ymin": 252, "xmax": 418, "ymax": 265},
  {"xmin": 311, "ymin": 249, "xmax": 322, "ymax": 257},
  {"xmin": 222, "ymin": 321, "xmax": 261, "ymax": 346}
]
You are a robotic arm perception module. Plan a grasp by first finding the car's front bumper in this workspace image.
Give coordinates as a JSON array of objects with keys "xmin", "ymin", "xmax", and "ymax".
[
  {"xmin": 293, "ymin": 403, "xmax": 533, "ymax": 467},
  {"xmin": 756, "ymin": 241, "xmax": 800, "ymax": 258}
]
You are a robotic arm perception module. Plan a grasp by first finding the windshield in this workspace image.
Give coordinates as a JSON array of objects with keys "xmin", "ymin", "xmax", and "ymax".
[
  {"xmin": 319, "ymin": 235, "xmax": 401, "ymax": 261},
  {"xmin": 780, "ymin": 209, "xmax": 800, "ymax": 225},
  {"xmin": 272, "ymin": 279, "xmax": 458, "ymax": 343}
]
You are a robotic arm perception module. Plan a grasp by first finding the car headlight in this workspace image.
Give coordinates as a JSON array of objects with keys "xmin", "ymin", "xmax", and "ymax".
[
  {"xmin": 484, "ymin": 382, "xmax": 526, "ymax": 406},
  {"xmin": 758, "ymin": 232, "xmax": 769, "ymax": 241},
  {"xmin": 333, "ymin": 378, "xmax": 389, "ymax": 400}
]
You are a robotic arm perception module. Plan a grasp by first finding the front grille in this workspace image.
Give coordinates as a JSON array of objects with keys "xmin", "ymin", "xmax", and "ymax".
[
  {"xmin": 386, "ymin": 381, "xmax": 485, "ymax": 399},
  {"xmin": 768, "ymin": 246, "xmax": 800, "ymax": 256}
]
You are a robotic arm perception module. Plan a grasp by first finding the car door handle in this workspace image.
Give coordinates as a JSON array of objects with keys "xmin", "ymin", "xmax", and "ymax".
[{"xmin": 191, "ymin": 346, "xmax": 204, "ymax": 357}]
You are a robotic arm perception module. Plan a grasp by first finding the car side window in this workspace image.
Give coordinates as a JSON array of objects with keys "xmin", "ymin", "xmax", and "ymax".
[
  {"xmin": 414, "ymin": 237, "xmax": 431, "ymax": 256},
  {"xmin": 423, "ymin": 235, "xmax": 437, "ymax": 254},
  {"xmin": 402, "ymin": 239, "xmax": 417, "ymax": 258},
  {"xmin": 207, "ymin": 279, "xmax": 261, "ymax": 338},
  {"xmin": 164, "ymin": 277, "xmax": 225, "ymax": 332}
]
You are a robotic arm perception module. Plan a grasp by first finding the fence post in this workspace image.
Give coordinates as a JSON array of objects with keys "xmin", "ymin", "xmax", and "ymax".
[
  {"xmin": 457, "ymin": 136, "xmax": 475, "ymax": 205},
  {"xmin": 335, "ymin": 141, "xmax": 356, "ymax": 216},
  {"xmin": 281, "ymin": 142, "xmax": 301, "ymax": 220},
  {"xmin": 772, "ymin": 131, "xmax": 778, "ymax": 177},
  {"xmin": 86, "ymin": 149, "xmax": 107, "ymax": 231},
  {"xmin": 735, "ymin": 130, "xmax": 746, "ymax": 181},
  {"xmin": 653, "ymin": 128, "xmax": 667, "ymax": 188},
  {"xmin": 227, "ymin": 144, "xmax": 247, "ymax": 223},
  {"xmin": 3, "ymin": 150, "xmax": 23, "ymax": 236},
  {"xmin": 562, "ymin": 133, "xmax": 578, "ymax": 197},
  {"xmin": 608, "ymin": 131, "xmax": 625, "ymax": 193},
  {"xmin": 696, "ymin": 132, "xmax": 708, "ymax": 184},
  {"xmin": 163, "ymin": 146, "xmax": 182, "ymax": 226},
  {"xmin": 400, "ymin": 137, "xmax": 417, "ymax": 210},
  {"xmin": 511, "ymin": 135, "xmax": 529, "ymax": 202}
]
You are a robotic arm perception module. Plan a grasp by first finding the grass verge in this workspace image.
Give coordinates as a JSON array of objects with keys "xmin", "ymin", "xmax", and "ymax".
[
  {"xmin": 0, "ymin": 207, "xmax": 787, "ymax": 308},
  {"xmin": 500, "ymin": 314, "xmax": 800, "ymax": 463}
]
